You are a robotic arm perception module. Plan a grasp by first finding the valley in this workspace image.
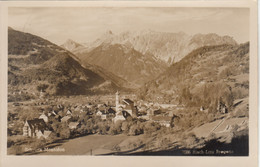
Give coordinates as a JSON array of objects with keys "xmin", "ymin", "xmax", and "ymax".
[{"xmin": 7, "ymin": 27, "xmax": 249, "ymax": 156}]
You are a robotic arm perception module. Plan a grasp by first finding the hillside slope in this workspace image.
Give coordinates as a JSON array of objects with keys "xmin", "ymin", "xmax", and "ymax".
[
  {"xmin": 76, "ymin": 43, "xmax": 167, "ymax": 87},
  {"xmin": 8, "ymin": 28, "xmax": 124, "ymax": 98},
  {"xmin": 140, "ymin": 42, "xmax": 249, "ymax": 111}
]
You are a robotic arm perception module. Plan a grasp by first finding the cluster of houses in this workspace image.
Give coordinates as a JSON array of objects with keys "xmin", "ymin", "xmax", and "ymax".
[
  {"xmin": 23, "ymin": 118, "xmax": 52, "ymax": 139},
  {"xmin": 22, "ymin": 109, "xmax": 81, "ymax": 139},
  {"xmin": 22, "ymin": 91, "xmax": 181, "ymax": 138}
]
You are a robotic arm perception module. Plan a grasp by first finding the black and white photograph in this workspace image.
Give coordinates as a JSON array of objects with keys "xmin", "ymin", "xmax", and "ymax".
[{"xmin": 0, "ymin": 1, "xmax": 258, "ymax": 166}]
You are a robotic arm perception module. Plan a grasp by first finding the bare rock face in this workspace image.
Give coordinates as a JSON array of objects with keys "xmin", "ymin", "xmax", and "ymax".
[
  {"xmin": 60, "ymin": 39, "xmax": 84, "ymax": 52},
  {"xmin": 69, "ymin": 30, "xmax": 237, "ymax": 88},
  {"xmin": 74, "ymin": 30, "xmax": 237, "ymax": 65},
  {"xmin": 76, "ymin": 43, "xmax": 168, "ymax": 87}
]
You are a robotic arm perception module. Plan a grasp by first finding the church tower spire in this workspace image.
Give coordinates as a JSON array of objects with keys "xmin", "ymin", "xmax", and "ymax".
[{"xmin": 115, "ymin": 91, "xmax": 120, "ymax": 113}]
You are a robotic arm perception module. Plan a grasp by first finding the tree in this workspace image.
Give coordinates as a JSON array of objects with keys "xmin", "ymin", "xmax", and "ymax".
[
  {"xmin": 121, "ymin": 121, "xmax": 130, "ymax": 133},
  {"xmin": 170, "ymin": 114, "xmax": 180, "ymax": 128},
  {"xmin": 18, "ymin": 108, "xmax": 40, "ymax": 122},
  {"xmin": 143, "ymin": 122, "xmax": 161, "ymax": 135},
  {"xmin": 178, "ymin": 86, "xmax": 193, "ymax": 105},
  {"xmin": 59, "ymin": 122, "xmax": 70, "ymax": 139},
  {"xmin": 51, "ymin": 121, "xmax": 61, "ymax": 133},
  {"xmin": 128, "ymin": 123, "xmax": 143, "ymax": 136},
  {"xmin": 108, "ymin": 121, "xmax": 122, "ymax": 135},
  {"xmin": 47, "ymin": 132, "xmax": 57, "ymax": 143},
  {"xmin": 194, "ymin": 81, "xmax": 234, "ymax": 113},
  {"xmin": 97, "ymin": 121, "xmax": 109, "ymax": 135}
]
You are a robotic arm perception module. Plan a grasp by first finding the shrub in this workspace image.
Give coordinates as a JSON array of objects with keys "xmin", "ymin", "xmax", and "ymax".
[
  {"xmin": 143, "ymin": 122, "xmax": 161, "ymax": 135},
  {"xmin": 182, "ymin": 132, "xmax": 199, "ymax": 147},
  {"xmin": 128, "ymin": 124, "xmax": 143, "ymax": 136},
  {"xmin": 58, "ymin": 122, "xmax": 70, "ymax": 139},
  {"xmin": 232, "ymin": 87, "xmax": 248, "ymax": 99},
  {"xmin": 7, "ymin": 139, "xmax": 15, "ymax": 148},
  {"xmin": 9, "ymin": 121, "xmax": 24, "ymax": 135},
  {"xmin": 36, "ymin": 84, "xmax": 49, "ymax": 92},
  {"xmin": 97, "ymin": 121, "xmax": 110, "ymax": 135},
  {"xmin": 121, "ymin": 121, "xmax": 131, "ymax": 134},
  {"xmin": 46, "ymin": 132, "xmax": 58, "ymax": 143}
]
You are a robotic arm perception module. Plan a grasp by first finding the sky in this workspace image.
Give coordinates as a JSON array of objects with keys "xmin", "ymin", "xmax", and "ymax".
[{"xmin": 8, "ymin": 7, "xmax": 249, "ymax": 45}]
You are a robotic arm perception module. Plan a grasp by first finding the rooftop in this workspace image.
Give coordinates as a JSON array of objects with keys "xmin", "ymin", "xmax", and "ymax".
[{"xmin": 123, "ymin": 99, "xmax": 134, "ymax": 105}]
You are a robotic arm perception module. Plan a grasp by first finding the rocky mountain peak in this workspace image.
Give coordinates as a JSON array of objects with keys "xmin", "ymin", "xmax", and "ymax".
[
  {"xmin": 61, "ymin": 39, "xmax": 83, "ymax": 52},
  {"xmin": 75, "ymin": 30, "xmax": 238, "ymax": 65}
]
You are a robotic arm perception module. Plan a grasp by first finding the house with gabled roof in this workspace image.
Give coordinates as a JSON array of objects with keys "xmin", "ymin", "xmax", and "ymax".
[
  {"xmin": 48, "ymin": 110, "xmax": 58, "ymax": 116},
  {"xmin": 151, "ymin": 116, "xmax": 172, "ymax": 127},
  {"xmin": 61, "ymin": 115, "xmax": 72, "ymax": 123},
  {"xmin": 23, "ymin": 118, "xmax": 51, "ymax": 138},
  {"xmin": 124, "ymin": 105, "xmax": 133, "ymax": 116},
  {"xmin": 96, "ymin": 110, "xmax": 104, "ymax": 116},
  {"xmin": 39, "ymin": 113, "xmax": 48, "ymax": 123},
  {"xmin": 66, "ymin": 109, "xmax": 72, "ymax": 116},
  {"xmin": 36, "ymin": 130, "xmax": 52, "ymax": 139},
  {"xmin": 96, "ymin": 110, "xmax": 107, "ymax": 120},
  {"xmin": 68, "ymin": 122, "xmax": 80, "ymax": 130},
  {"xmin": 122, "ymin": 99, "xmax": 137, "ymax": 118},
  {"xmin": 123, "ymin": 99, "xmax": 134, "ymax": 105},
  {"xmin": 86, "ymin": 103, "xmax": 93, "ymax": 109},
  {"xmin": 108, "ymin": 107, "xmax": 116, "ymax": 115}
]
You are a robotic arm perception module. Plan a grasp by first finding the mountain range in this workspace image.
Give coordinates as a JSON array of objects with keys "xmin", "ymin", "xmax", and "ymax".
[
  {"xmin": 69, "ymin": 30, "xmax": 238, "ymax": 64},
  {"xmin": 62, "ymin": 30, "xmax": 237, "ymax": 87},
  {"xmin": 75, "ymin": 43, "xmax": 167, "ymax": 87},
  {"xmin": 8, "ymin": 27, "xmax": 244, "ymax": 98},
  {"xmin": 8, "ymin": 28, "xmax": 129, "ymax": 96}
]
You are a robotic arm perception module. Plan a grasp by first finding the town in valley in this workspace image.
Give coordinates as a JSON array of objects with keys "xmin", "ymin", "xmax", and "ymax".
[{"xmin": 7, "ymin": 7, "xmax": 249, "ymax": 156}]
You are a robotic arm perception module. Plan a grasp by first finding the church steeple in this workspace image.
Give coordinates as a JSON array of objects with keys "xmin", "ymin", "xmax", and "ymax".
[{"xmin": 115, "ymin": 91, "xmax": 120, "ymax": 113}]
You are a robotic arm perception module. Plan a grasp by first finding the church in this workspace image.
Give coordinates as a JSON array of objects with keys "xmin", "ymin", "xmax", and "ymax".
[{"xmin": 112, "ymin": 91, "xmax": 137, "ymax": 123}]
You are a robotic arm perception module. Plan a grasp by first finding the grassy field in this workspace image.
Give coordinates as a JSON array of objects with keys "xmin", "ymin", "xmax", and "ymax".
[
  {"xmin": 191, "ymin": 117, "xmax": 248, "ymax": 138},
  {"xmin": 37, "ymin": 134, "xmax": 132, "ymax": 155}
]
